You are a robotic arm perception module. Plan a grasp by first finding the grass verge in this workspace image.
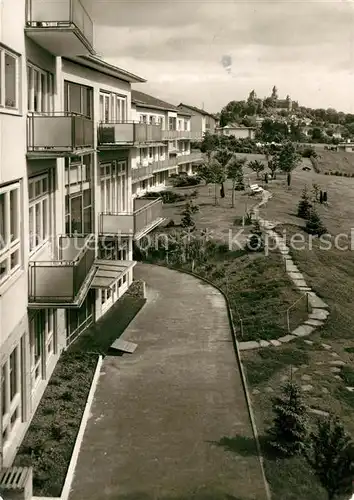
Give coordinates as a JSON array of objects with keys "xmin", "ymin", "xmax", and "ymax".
[{"xmin": 14, "ymin": 285, "xmax": 146, "ymax": 497}]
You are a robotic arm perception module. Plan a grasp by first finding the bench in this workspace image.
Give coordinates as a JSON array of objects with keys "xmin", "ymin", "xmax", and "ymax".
[{"xmin": 249, "ymin": 184, "xmax": 263, "ymax": 193}]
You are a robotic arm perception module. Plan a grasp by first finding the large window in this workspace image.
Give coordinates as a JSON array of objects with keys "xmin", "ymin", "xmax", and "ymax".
[
  {"xmin": 0, "ymin": 183, "xmax": 21, "ymax": 285},
  {"xmin": 99, "ymin": 91, "xmax": 127, "ymax": 123},
  {"xmin": 98, "ymin": 238, "xmax": 128, "ymax": 260},
  {"xmin": 0, "ymin": 46, "xmax": 20, "ymax": 111},
  {"xmin": 1, "ymin": 344, "xmax": 22, "ymax": 446},
  {"xmin": 27, "ymin": 64, "xmax": 54, "ymax": 114},
  {"xmin": 28, "ymin": 172, "xmax": 53, "ymax": 253},
  {"xmin": 65, "ymin": 155, "xmax": 92, "ymax": 235},
  {"xmin": 29, "ymin": 309, "xmax": 56, "ymax": 392},
  {"xmin": 64, "ymin": 81, "xmax": 93, "ymax": 118},
  {"xmin": 100, "ymin": 160, "xmax": 127, "ymax": 213}
]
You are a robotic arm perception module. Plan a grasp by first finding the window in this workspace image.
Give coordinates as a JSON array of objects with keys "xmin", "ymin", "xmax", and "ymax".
[
  {"xmin": 0, "ymin": 183, "xmax": 21, "ymax": 285},
  {"xmin": 29, "ymin": 173, "xmax": 53, "ymax": 253},
  {"xmin": 100, "ymin": 160, "xmax": 128, "ymax": 213},
  {"xmin": 65, "ymin": 155, "xmax": 93, "ymax": 235},
  {"xmin": 1, "ymin": 344, "xmax": 22, "ymax": 445},
  {"xmin": 64, "ymin": 81, "xmax": 93, "ymax": 118},
  {"xmin": 29, "ymin": 309, "xmax": 56, "ymax": 392},
  {"xmin": 0, "ymin": 46, "xmax": 19, "ymax": 110},
  {"xmin": 99, "ymin": 91, "xmax": 127, "ymax": 123},
  {"xmin": 140, "ymin": 114, "xmax": 147, "ymax": 124},
  {"xmin": 27, "ymin": 64, "xmax": 54, "ymax": 114}
]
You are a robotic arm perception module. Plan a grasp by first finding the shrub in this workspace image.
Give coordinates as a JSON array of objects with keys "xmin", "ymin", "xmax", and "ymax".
[
  {"xmin": 159, "ymin": 191, "xmax": 185, "ymax": 204},
  {"xmin": 165, "ymin": 218, "xmax": 175, "ymax": 228},
  {"xmin": 247, "ymin": 220, "xmax": 264, "ymax": 252}
]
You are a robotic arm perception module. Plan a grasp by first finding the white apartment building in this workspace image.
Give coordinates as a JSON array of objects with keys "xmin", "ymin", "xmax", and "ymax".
[
  {"xmin": 126, "ymin": 91, "xmax": 202, "ymax": 197},
  {"xmin": 177, "ymin": 103, "xmax": 217, "ymax": 140},
  {"xmin": 0, "ymin": 0, "xmax": 167, "ymax": 470}
]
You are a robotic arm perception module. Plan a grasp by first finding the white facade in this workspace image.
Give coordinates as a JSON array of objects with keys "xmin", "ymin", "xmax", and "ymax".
[
  {"xmin": 130, "ymin": 96, "xmax": 200, "ymax": 198},
  {"xmin": 0, "ymin": 0, "xmax": 168, "ymax": 468}
]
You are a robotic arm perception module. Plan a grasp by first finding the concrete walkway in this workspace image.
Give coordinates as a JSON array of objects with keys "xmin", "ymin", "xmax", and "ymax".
[{"xmin": 69, "ymin": 264, "xmax": 267, "ymax": 500}]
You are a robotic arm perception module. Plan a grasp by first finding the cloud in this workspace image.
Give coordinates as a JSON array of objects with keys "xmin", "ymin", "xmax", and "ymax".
[{"xmin": 83, "ymin": 0, "xmax": 354, "ymax": 112}]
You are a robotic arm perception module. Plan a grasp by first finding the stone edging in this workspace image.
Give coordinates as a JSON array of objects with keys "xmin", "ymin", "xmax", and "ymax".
[
  {"xmin": 32, "ymin": 355, "xmax": 103, "ymax": 500},
  {"xmin": 145, "ymin": 263, "xmax": 272, "ymax": 500},
  {"xmin": 239, "ymin": 190, "xmax": 330, "ymax": 351}
]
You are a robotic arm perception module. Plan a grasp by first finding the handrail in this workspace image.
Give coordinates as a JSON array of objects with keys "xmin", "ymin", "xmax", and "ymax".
[
  {"xmin": 134, "ymin": 198, "xmax": 162, "ymax": 215},
  {"xmin": 100, "ymin": 198, "xmax": 162, "ymax": 217}
]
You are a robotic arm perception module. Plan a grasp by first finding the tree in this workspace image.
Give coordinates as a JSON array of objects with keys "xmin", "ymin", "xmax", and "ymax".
[
  {"xmin": 309, "ymin": 416, "xmax": 354, "ymax": 500},
  {"xmin": 248, "ymin": 159, "xmax": 265, "ymax": 179},
  {"xmin": 200, "ymin": 132, "xmax": 220, "ymax": 158},
  {"xmin": 306, "ymin": 208, "xmax": 327, "ymax": 236},
  {"xmin": 180, "ymin": 201, "xmax": 199, "ymax": 229},
  {"xmin": 227, "ymin": 154, "xmax": 247, "ymax": 207},
  {"xmin": 276, "ymin": 141, "xmax": 301, "ymax": 173},
  {"xmin": 268, "ymin": 381, "xmax": 308, "ymax": 457},
  {"xmin": 259, "ymin": 119, "xmax": 289, "ymax": 143},
  {"xmin": 214, "ymin": 147, "xmax": 233, "ymax": 196},
  {"xmin": 196, "ymin": 155, "xmax": 227, "ymax": 206},
  {"xmin": 297, "ymin": 186, "xmax": 312, "ymax": 219},
  {"xmin": 268, "ymin": 158, "xmax": 278, "ymax": 179}
]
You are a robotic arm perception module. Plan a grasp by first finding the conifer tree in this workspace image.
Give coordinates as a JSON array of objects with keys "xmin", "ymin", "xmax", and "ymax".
[
  {"xmin": 268, "ymin": 381, "xmax": 308, "ymax": 456},
  {"xmin": 309, "ymin": 416, "xmax": 354, "ymax": 500},
  {"xmin": 297, "ymin": 186, "xmax": 312, "ymax": 219},
  {"xmin": 306, "ymin": 208, "xmax": 327, "ymax": 236}
]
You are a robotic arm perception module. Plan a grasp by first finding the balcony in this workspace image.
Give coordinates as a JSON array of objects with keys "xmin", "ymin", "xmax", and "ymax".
[
  {"xmin": 98, "ymin": 122, "xmax": 163, "ymax": 147},
  {"xmin": 99, "ymin": 198, "xmax": 165, "ymax": 240},
  {"xmin": 132, "ymin": 158, "xmax": 179, "ymax": 183},
  {"xmin": 28, "ymin": 235, "xmax": 97, "ymax": 308},
  {"xmin": 162, "ymin": 130, "xmax": 192, "ymax": 140},
  {"xmin": 27, "ymin": 112, "xmax": 94, "ymax": 157},
  {"xmin": 177, "ymin": 151, "xmax": 203, "ymax": 164},
  {"xmin": 25, "ymin": 0, "xmax": 94, "ymax": 56}
]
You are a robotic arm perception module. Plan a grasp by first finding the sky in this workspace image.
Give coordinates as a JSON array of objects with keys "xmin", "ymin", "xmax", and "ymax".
[{"xmin": 83, "ymin": 0, "xmax": 354, "ymax": 114}]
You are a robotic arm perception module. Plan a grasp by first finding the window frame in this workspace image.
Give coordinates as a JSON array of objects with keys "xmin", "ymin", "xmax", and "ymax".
[
  {"xmin": 27, "ymin": 63, "xmax": 54, "ymax": 114},
  {"xmin": 0, "ymin": 45, "xmax": 20, "ymax": 113},
  {"xmin": 99, "ymin": 91, "xmax": 127, "ymax": 123},
  {"xmin": 1, "ymin": 345, "xmax": 22, "ymax": 447},
  {"xmin": 100, "ymin": 160, "xmax": 128, "ymax": 213},
  {"xmin": 28, "ymin": 172, "xmax": 53, "ymax": 254},
  {"xmin": 0, "ymin": 182, "xmax": 21, "ymax": 286}
]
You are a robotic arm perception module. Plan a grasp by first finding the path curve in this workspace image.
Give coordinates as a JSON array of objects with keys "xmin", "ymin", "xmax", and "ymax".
[
  {"xmin": 69, "ymin": 264, "xmax": 268, "ymax": 500},
  {"xmin": 239, "ymin": 189, "xmax": 330, "ymax": 351}
]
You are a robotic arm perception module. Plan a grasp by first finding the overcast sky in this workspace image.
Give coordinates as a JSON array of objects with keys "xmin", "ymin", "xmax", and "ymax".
[{"xmin": 83, "ymin": 0, "xmax": 354, "ymax": 114}]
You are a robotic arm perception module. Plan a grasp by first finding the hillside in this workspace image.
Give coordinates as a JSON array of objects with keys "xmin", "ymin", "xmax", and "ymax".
[{"xmin": 314, "ymin": 150, "xmax": 354, "ymax": 175}]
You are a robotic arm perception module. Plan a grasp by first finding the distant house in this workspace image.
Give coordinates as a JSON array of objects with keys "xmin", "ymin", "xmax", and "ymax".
[
  {"xmin": 338, "ymin": 141, "xmax": 354, "ymax": 152},
  {"xmin": 177, "ymin": 103, "xmax": 217, "ymax": 140},
  {"xmin": 216, "ymin": 123, "xmax": 256, "ymax": 139}
]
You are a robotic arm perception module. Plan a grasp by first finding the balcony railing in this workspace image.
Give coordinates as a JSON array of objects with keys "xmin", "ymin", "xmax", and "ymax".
[
  {"xmin": 132, "ymin": 157, "xmax": 179, "ymax": 182},
  {"xmin": 25, "ymin": 0, "xmax": 94, "ymax": 56},
  {"xmin": 177, "ymin": 151, "xmax": 203, "ymax": 164},
  {"xmin": 100, "ymin": 199, "xmax": 164, "ymax": 240},
  {"xmin": 98, "ymin": 121, "xmax": 163, "ymax": 146},
  {"xmin": 162, "ymin": 130, "xmax": 193, "ymax": 140},
  {"xmin": 27, "ymin": 112, "xmax": 94, "ymax": 156},
  {"xmin": 28, "ymin": 234, "xmax": 97, "ymax": 307}
]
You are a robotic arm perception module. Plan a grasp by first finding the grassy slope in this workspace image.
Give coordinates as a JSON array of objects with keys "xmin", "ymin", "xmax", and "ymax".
[{"xmin": 243, "ymin": 162, "xmax": 354, "ymax": 499}]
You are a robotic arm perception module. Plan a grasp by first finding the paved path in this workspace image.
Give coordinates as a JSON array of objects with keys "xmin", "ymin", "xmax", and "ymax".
[{"xmin": 70, "ymin": 264, "xmax": 267, "ymax": 500}]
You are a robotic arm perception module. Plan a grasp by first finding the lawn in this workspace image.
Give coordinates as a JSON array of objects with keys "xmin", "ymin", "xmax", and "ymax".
[
  {"xmin": 314, "ymin": 150, "xmax": 354, "ymax": 175},
  {"xmin": 14, "ymin": 284, "xmax": 146, "ymax": 497},
  {"xmin": 241, "ymin": 163, "xmax": 354, "ymax": 499}
]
